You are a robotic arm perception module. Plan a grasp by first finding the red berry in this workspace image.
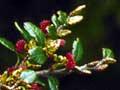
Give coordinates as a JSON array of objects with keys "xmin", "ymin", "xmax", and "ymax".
[
  {"xmin": 16, "ymin": 39, "xmax": 26, "ymax": 53},
  {"xmin": 31, "ymin": 83, "xmax": 42, "ymax": 90},
  {"xmin": 58, "ymin": 39, "xmax": 66, "ymax": 47},
  {"xmin": 39, "ymin": 20, "xmax": 50, "ymax": 33},
  {"xmin": 65, "ymin": 53, "xmax": 76, "ymax": 70},
  {"xmin": 7, "ymin": 66, "xmax": 16, "ymax": 75}
]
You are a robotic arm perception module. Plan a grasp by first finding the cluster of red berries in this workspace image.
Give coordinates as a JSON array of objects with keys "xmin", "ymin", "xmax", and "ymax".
[
  {"xmin": 15, "ymin": 20, "xmax": 51, "ymax": 53},
  {"xmin": 39, "ymin": 20, "xmax": 51, "ymax": 34},
  {"xmin": 16, "ymin": 39, "xmax": 26, "ymax": 53},
  {"xmin": 65, "ymin": 53, "xmax": 76, "ymax": 70},
  {"xmin": 15, "ymin": 20, "xmax": 76, "ymax": 71}
]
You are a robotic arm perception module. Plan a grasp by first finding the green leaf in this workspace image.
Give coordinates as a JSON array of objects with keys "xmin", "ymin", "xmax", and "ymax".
[
  {"xmin": 0, "ymin": 37, "xmax": 15, "ymax": 52},
  {"xmin": 20, "ymin": 70, "xmax": 37, "ymax": 83},
  {"xmin": 14, "ymin": 21, "xmax": 32, "ymax": 41},
  {"xmin": 57, "ymin": 11, "xmax": 68, "ymax": 25},
  {"xmin": 48, "ymin": 76, "xmax": 59, "ymax": 90},
  {"xmin": 72, "ymin": 38, "xmax": 83, "ymax": 64},
  {"xmin": 24, "ymin": 22, "xmax": 46, "ymax": 47},
  {"xmin": 67, "ymin": 15, "xmax": 83, "ymax": 25},
  {"xmin": 35, "ymin": 76, "xmax": 46, "ymax": 87},
  {"xmin": 47, "ymin": 24, "xmax": 57, "ymax": 39},
  {"xmin": 51, "ymin": 14, "xmax": 60, "ymax": 28},
  {"xmin": 102, "ymin": 48, "xmax": 114, "ymax": 58},
  {"xmin": 28, "ymin": 46, "xmax": 47, "ymax": 65}
]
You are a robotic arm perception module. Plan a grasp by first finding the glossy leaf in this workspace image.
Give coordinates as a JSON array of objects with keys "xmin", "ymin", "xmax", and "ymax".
[
  {"xmin": 72, "ymin": 38, "xmax": 83, "ymax": 64},
  {"xmin": 57, "ymin": 29, "xmax": 71, "ymax": 37},
  {"xmin": 69, "ymin": 5, "xmax": 86, "ymax": 16},
  {"xmin": 47, "ymin": 24, "xmax": 57, "ymax": 39},
  {"xmin": 102, "ymin": 48, "xmax": 114, "ymax": 58},
  {"xmin": 57, "ymin": 11, "xmax": 68, "ymax": 25},
  {"xmin": 24, "ymin": 22, "xmax": 45, "ymax": 47},
  {"xmin": 0, "ymin": 37, "xmax": 15, "ymax": 52},
  {"xmin": 51, "ymin": 14, "xmax": 60, "ymax": 28},
  {"xmin": 48, "ymin": 76, "xmax": 59, "ymax": 90},
  {"xmin": 67, "ymin": 15, "xmax": 83, "ymax": 25},
  {"xmin": 14, "ymin": 21, "xmax": 32, "ymax": 41},
  {"xmin": 28, "ymin": 46, "xmax": 47, "ymax": 65},
  {"xmin": 20, "ymin": 70, "xmax": 37, "ymax": 83},
  {"xmin": 35, "ymin": 76, "xmax": 46, "ymax": 87}
]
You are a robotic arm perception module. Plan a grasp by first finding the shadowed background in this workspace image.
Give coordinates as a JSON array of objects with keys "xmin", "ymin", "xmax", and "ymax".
[{"xmin": 0, "ymin": 0, "xmax": 120, "ymax": 90}]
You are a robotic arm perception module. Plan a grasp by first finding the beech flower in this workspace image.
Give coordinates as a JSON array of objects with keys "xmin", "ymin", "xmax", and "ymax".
[
  {"xmin": 39, "ymin": 20, "xmax": 50, "ymax": 33},
  {"xmin": 16, "ymin": 39, "xmax": 26, "ymax": 53},
  {"xmin": 57, "ymin": 39, "xmax": 66, "ymax": 47},
  {"xmin": 65, "ymin": 53, "xmax": 76, "ymax": 70}
]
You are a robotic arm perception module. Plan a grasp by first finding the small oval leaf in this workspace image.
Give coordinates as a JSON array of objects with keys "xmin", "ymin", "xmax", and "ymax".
[
  {"xmin": 20, "ymin": 70, "xmax": 37, "ymax": 83},
  {"xmin": 51, "ymin": 14, "xmax": 60, "ymax": 28},
  {"xmin": 102, "ymin": 48, "xmax": 114, "ymax": 58},
  {"xmin": 0, "ymin": 37, "xmax": 15, "ymax": 52},
  {"xmin": 57, "ymin": 11, "xmax": 68, "ymax": 25},
  {"xmin": 47, "ymin": 24, "xmax": 58, "ymax": 39},
  {"xmin": 48, "ymin": 76, "xmax": 59, "ymax": 90},
  {"xmin": 24, "ymin": 22, "xmax": 46, "ymax": 47},
  {"xmin": 28, "ymin": 46, "xmax": 47, "ymax": 65},
  {"xmin": 67, "ymin": 15, "xmax": 83, "ymax": 25},
  {"xmin": 72, "ymin": 38, "xmax": 83, "ymax": 64},
  {"xmin": 14, "ymin": 21, "xmax": 32, "ymax": 41}
]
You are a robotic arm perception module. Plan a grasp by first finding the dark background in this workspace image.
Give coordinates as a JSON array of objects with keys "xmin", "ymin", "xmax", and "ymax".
[{"xmin": 0, "ymin": 0, "xmax": 120, "ymax": 90}]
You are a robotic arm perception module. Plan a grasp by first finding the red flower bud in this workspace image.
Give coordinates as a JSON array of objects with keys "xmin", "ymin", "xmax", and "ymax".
[
  {"xmin": 16, "ymin": 39, "xmax": 26, "ymax": 53},
  {"xmin": 7, "ymin": 66, "xmax": 16, "ymax": 75},
  {"xmin": 39, "ymin": 20, "xmax": 50, "ymax": 33},
  {"xmin": 31, "ymin": 83, "xmax": 42, "ymax": 90},
  {"xmin": 65, "ymin": 53, "xmax": 76, "ymax": 70},
  {"xmin": 58, "ymin": 39, "xmax": 66, "ymax": 47}
]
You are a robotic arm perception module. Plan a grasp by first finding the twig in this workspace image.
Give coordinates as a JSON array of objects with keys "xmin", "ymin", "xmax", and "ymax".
[
  {"xmin": 75, "ymin": 57, "xmax": 116, "ymax": 74},
  {"xmin": 36, "ymin": 57, "xmax": 116, "ymax": 77},
  {"xmin": 36, "ymin": 68, "xmax": 72, "ymax": 77},
  {"xmin": 0, "ymin": 83, "xmax": 12, "ymax": 90},
  {"xmin": 0, "ymin": 57, "xmax": 116, "ymax": 90}
]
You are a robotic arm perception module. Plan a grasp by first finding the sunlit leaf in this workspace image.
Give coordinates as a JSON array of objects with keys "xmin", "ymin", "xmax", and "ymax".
[
  {"xmin": 14, "ymin": 21, "xmax": 32, "ymax": 41},
  {"xmin": 24, "ymin": 22, "xmax": 46, "ymax": 47},
  {"xmin": 28, "ymin": 46, "xmax": 47, "ymax": 65},
  {"xmin": 0, "ymin": 71, "xmax": 8, "ymax": 83},
  {"xmin": 72, "ymin": 38, "xmax": 83, "ymax": 64},
  {"xmin": 57, "ymin": 11, "xmax": 68, "ymax": 25},
  {"xmin": 0, "ymin": 37, "xmax": 16, "ymax": 52},
  {"xmin": 102, "ymin": 48, "xmax": 114, "ymax": 58},
  {"xmin": 35, "ymin": 76, "xmax": 46, "ymax": 86},
  {"xmin": 20, "ymin": 70, "xmax": 37, "ymax": 83},
  {"xmin": 47, "ymin": 24, "xmax": 58, "ymax": 39},
  {"xmin": 51, "ymin": 14, "xmax": 60, "ymax": 28},
  {"xmin": 67, "ymin": 15, "xmax": 83, "ymax": 25},
  {"xmin": 57, "ymin": 29, "xmax": 71, "ymax": 37},
  {"xmin": 70, "ymin": 5, "xmax": 86, "ymax": 16},
  {"xmin": 48, "ymin": 76, "xmax": 59, "ymax": 90}
]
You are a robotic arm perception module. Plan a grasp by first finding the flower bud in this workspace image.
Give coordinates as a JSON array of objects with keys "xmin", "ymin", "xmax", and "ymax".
[
  {"xmin": 57, "ymin": 39, "xmax": 66, "ymax": 47},
  {"xmin": 39, "ymin": 20, "xmax": 50, "ymax": 33},
  {"xmin": 65, "ymin": 53, "xmax": 76, "ymax": 70},
  {"xmin": 7, "ymin": 66, "xmax": 16, "ymax": 75},
  {"xmin": 16, "ymin": 39, "xmax": 26, "ymax": 53}
]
